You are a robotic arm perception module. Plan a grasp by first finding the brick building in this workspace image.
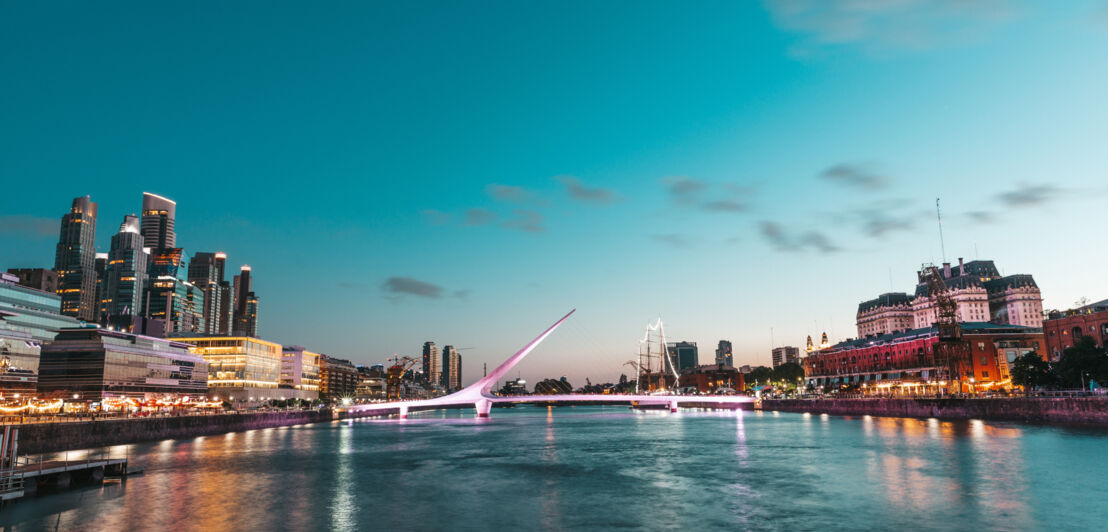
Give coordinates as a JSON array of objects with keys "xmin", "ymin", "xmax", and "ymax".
[
  {"xmin": 1043, "ymin": 298, "xmax": 1108, "ymax": 361},
  {"xmin": 805, "ymin": 322, "xmax": 1046, "ymax": 395}
]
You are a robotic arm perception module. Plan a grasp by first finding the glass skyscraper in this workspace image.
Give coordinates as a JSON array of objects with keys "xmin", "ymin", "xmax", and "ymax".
[
  {"xmin": 101, "ymin": 215, "xmax": 149, "ymax": 330},
  {"xmin": 54, "ymin": 195, "xmax": 98, "ymax": 320},
  {"xmin": 140, "ymin": 192, "xmax": 176, "ymax": 250},
  {"xmin": 145, "ymin": 248, "xmax": 205, "ymax": 334},
  {"xmin": 188, "ymin": 251, "xmax": 230, "ymax": 335}
]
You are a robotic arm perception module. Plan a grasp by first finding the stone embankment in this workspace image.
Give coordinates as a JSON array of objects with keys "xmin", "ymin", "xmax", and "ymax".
[
  {"xmin": 17, "ymin": 409, "xmax": 339, "ymax": 454},
  {"xmin": 761, "ymin": 397, "xmax": 1108, "ymax": 425}
]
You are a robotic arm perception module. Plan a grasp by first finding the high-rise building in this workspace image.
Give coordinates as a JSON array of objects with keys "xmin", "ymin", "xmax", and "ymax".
[
  {"xmin": 140, "ymin": 192, "xmax": 176, "ymax": 250},
  {"xmin": 666, "ymin": 341, "xmax": 699, "ymax": 372},
  {"xmin": 232, "ymin": 266, "xmax": 259, "ymax": 337},
  {"xmin": 94, "ymin": 253, "xmax": 108, "ymax": 322},
  {"xmin": 715, "ymin": 340, "xmax": 733, "ymax": 366},
  {"xmin": 144, "ymin": 248, "xmax": 205, "ymax": 334},
  {"xmin": 100, "ymin": 215, "xmax": 149, "ymax": 330},
  {"xmin": 189, "ymin": 252, "xmax": 232, "ymax": 335},
  {"xmin": 422, "ymin": 341, "xmax": 441, "ymax": 385},
  {"xmin": 54, "ymin": 195, "xmax": 98, "ymax": 320},
  {"xmin": 771, "ymin": 346, "xmax": 800, "ymax": 367},
  {"xmin": 442, "ymin": 345, "xmax": 462, "ymax": 391},
  {"xmin": 6, "ymin": 268, "xmax": 58, "ymax": 293}
]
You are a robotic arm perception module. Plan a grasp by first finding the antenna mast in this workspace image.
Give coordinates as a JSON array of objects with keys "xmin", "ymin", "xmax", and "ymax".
[{"xmin": 935, "ymin": 197, "xmax": 947, "ymax": 263}]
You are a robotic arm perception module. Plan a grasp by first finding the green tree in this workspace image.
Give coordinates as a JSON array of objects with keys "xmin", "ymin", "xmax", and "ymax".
[
  {"xmin": 747, "ymin": 366, "xmax": 774, "ymax": 388},
  {"xmin": 1053, "ymin": 336, "xmax": 1108, "ymax": 389},
  {"xmin": 773, "ymin": 362, "xmax": 805, "ymax": 386},
  {"xmin": 1010, "ymin": 351, "xmax": 1053, "ymax": 394}
]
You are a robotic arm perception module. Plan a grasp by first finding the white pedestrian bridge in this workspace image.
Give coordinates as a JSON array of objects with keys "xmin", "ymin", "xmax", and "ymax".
[{"xmin": 342, "ymin": 310, "xmax": 755, "ymax": 419}]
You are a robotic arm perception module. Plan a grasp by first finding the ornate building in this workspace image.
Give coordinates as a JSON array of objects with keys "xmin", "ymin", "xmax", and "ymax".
[{"xmin": 856, "ymin": 258, "xmax": 1043, "ymax": 338}]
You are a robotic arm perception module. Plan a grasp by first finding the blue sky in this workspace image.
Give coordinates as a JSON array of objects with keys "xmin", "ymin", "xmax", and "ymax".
[{"xmin": 2, "ymin": 1, "xmax": 1107, "ymax": 386}]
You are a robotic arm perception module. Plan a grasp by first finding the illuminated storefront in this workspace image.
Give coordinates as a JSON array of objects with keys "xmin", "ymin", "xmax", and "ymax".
[
  {"xmin": 177, "ymin": 336, "xmax": 307, "ymax": 401},
  {"xmin": 37, "ymin": 327, "xmax": 207, "ymax": 400}
]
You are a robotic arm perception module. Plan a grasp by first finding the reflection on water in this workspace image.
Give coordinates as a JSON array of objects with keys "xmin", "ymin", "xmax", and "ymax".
[{"xmin": 2, "ymin": 408, "xmax": 1107, "ymax": 531}]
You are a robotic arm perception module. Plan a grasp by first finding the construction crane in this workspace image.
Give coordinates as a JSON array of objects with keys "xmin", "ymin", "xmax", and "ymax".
[
  {"xmin": 386, "ymin": 355, "xmax": 418, "ymax": 401},
  {"xmin": 921, "ymin": 264, "xmax": 969, "ymax": 395}
]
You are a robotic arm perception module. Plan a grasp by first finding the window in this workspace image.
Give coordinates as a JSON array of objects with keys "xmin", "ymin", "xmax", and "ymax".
[{"xmin": 982, "ymin": 371, "xmax": 989, "ymax": 378}]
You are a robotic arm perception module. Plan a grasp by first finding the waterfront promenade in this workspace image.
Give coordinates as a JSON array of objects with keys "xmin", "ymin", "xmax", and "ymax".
[{"xmin": 762, "ymin": 396, "xmax": 1108, "ymax": 425}]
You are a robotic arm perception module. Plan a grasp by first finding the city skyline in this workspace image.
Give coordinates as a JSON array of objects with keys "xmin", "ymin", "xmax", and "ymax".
[{"xmin": 3, "ymin": 2, "xmax": 1108, "ymax": 386}]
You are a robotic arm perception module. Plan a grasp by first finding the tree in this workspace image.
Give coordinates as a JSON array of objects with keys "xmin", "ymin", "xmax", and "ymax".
[
  {"xmin": 773, "ymin": 362, "xmax": 805, "ymax": 386},
  {"xmin": 1010, "ymin": 351, "xmax": 1053, "ymax": 394},
  {"xmin": 747, "ymin": 366, "xmax": 774, "ymax": 388},
  {"xmin": 1053, "ymin": 336, "xmax": 1108, "ymax": 390}
]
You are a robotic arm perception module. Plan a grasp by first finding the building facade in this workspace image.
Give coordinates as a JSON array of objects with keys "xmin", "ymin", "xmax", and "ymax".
[
  {"xmin": 0, "ymin": 311, "xmax": 41, "ymax": 393},
  {"xmin": 100, "ymin": 215, "xmax": 149, "ymax": 330},
  {"xmin": 140, "ymin": 192, "xmax": 176, "ymax": 250},
  {"xmin": 1043, "ymin": 298, "xmax": 1108, "ymax": 361},
  {"xmin": 422, "ymin": 341, "xmax": 441, "ymax": 386},
  {"xmin": 145, "ymin": 248, "xmax": 205, "ymax": 335},
  {"xmin": 6, "ymin": 269, "xmax": 58, "ymax": 293},
  {"xmin": 319, "ymin": 355, "xmax": 359, "ymax": 400},
  {"xmin": 803, "ymin": 323, "xmax": 1045, "ymax": 394},
  {"xmin": 857, "ymin": 259, "xmax": 1044, "ymax": 338},
  {"xmin": 38, "ymin": 328, "xmax": 207, "ymax": 400},
  {"xmin": 54, "ymin": 195, "xmax": 99, "ymax": 320},
  {"xmin": 771, "ymin": 346, "xmax": 800, "ymax": 367},
  {"xmin": 232, "ymin": 266, "xmax": 259, "ymax": 337},
  {"xmin": 666, "ymin": 341, "xmax": 699, "ymax": 372},
  {"xmin": 0, "ymin": 272, "xmax": 84, "ymax": 342},
  {"xmin": 715, "ymin": 340, "xmax": 733, "ymax": 366},
  {"xmin": 177, "ymin": 336, "xmax": 286, "ymax": 401},
  {"xmin": 280, "ymin": 345, "xmax": 321, "ymax": 397},
  {"xmin": 188, "ymin": 252, "xmax": 231, "ymax": 335},
  {"xmin": 856, "ymin": 292, "xmax": 914, "ymax": 337},
  {"xmin": 442, "ymin": 345, "xmax": 462, "ymax": 391}
]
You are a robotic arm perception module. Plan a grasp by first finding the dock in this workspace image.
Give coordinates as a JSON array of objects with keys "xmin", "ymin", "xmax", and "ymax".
[{"xmin": 0, "ymin": 426, "xmax": 131, "ymax": 503}]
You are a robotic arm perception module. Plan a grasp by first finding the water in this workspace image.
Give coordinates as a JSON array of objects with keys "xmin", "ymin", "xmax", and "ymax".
[{"xmin": 2, "ymin": 407, "xmax": 1107, "ymax": 531}]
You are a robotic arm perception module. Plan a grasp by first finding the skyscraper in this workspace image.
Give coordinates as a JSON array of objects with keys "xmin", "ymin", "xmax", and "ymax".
[
  {"xmin": 666, "ymin": 341, "xmax": 699, "ymax": 372},
  {"xmin": 140, "ymin": 192, "xmax": 176, "ymax": 250},
  {"xmin": 442, "ymin": 345, "xmax": 461, "ymax": 391},
  {"xmin": 145, "ymin": 248, "xmax": 205, "ymax": 334},
  {"xmin": 715, "ymin": 340, "xmax": 733, "ymax": 366},
  {"xmin": 101, "ymin": 215, "xmax": 149, "ymax": 329},
  {"xmin": 93, "ymin": 253, "xmax": 108, "ymax": 323},
  {"xmin": 189, "ymin": 252, "xmax": 230, "ymax": 335},
  {"xmin": 422, "ymin": 341, "xmax": 441, "ymax": 386},
  {"xmin": 232, "ymin": 265, "xmax": 259, "ymax": 337},
  {"xmin": 54, "ymin": 196, "xmax": 98, "ymax": 320}
]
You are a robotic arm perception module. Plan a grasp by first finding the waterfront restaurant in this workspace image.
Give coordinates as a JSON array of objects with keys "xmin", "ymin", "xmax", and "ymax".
[
  {"xmin": 803, "ymin": 322, "xmax": 1046, "ymax": 395},
  {"xmin": 37, "ymin": 327, "xmax": 208, "ymax": 401},
  {"xmin": 175, "ymin": 336, "xmax": 309, "ymax": 402}
]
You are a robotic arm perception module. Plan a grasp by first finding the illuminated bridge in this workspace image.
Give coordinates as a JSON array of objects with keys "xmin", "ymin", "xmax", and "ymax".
[{"xmin": 343, "ymin": 310, "xmax": 755, "ymax": 419}]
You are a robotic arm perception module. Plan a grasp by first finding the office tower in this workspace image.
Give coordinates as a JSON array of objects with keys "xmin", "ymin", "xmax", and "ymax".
[
  {"xmin": 189, "ymin": 251, "xmax": 230, "ymax": 335},
  {"xmin": 666, "ymin": 341, "xmax": 699, "ymax": 372},
  {"xmin": 771, "ymin": 346, "xmax": 800, "ymax": 367},
  {"xmin": 140, "ymin": 192, "xmax": 176, "ymax": 250},
  {"xmin": 54, "ymin": 195, "xmax": 98, "ymax": 320},
  {"xmin": 715, "ymin": 340, "xmax": 734, "ymax": 366},
  {"xmin": 233, "ymin": 265, "xmax": 259, "ymax": 337},
  {"xmin": 145, "ymin": 248, "xmax": 205, "ymax": 334},
  {"xmin": 442, "ymin": 345, "xmax": 462, "ymax": 391},
  {"xmin": 101, "ymin": 215, "xmax": 149, "ymax": 330},
  {"xmin": 217, "ymin": 279, "xmax": 233, "ymax": 335},
  {"xmin": 422, "ymin": 341, "xmax": 441, "ymax": 385},
  {"xmin": 5, "ymin": 268, "xmax": 59, "ymax": 293}
]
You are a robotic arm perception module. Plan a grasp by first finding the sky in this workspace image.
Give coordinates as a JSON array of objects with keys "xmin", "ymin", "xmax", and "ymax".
[{"xmin": 2, "ymin": 1, "xmax": 1107, "ymax": 387}]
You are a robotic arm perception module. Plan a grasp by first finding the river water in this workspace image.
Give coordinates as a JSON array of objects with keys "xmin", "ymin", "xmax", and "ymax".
[{"xmin": 1, "ymin": 406, "xmax": 1106, "ymax": 531}]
